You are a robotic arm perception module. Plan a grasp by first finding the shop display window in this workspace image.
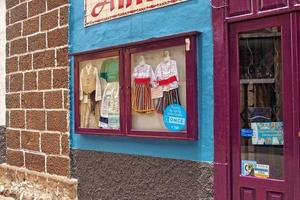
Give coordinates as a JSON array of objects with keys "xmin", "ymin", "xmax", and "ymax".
[{"xmin": 74, "ymin": 32, "xmax": 198, "ymax": 140}]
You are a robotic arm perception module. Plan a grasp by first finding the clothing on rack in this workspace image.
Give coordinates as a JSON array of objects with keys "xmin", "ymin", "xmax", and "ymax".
[
  {"xmin": 79, "ymin": 65, "xmax": 101, "ymax": 128},
  {"xmin": 80, "ymin": 65, "xmax": 102, "ymax": 102},
  {"xmin": 154, "ymin": 59, "xmax": 181, "ymax": 114},
  {"xmin": 99, "ymin": 58, "xmax": 120, "ymax": 129},
  {"xmin": 99, "ymin": 82, "xmax": 119, "ymax": 128},
  {"xmin": 132, "ymin": 64, "xmax": 156, "ymax": 113},
  {"xmin": 99, "ymin": 58, "xmax": 119, "ymax": 82}
]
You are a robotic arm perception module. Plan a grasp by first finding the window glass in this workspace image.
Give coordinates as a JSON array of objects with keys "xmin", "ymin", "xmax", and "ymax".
[
  {"xmin": 239, "ymin": 28, "xmax": 283, "ymax": 179},
  {"xmin": 79, "ymin": 56, "xmax": 120, "ymax": 129},
  {"xmin": 131, "ymin": 45, "xmax": 187, "ymax": 131}
]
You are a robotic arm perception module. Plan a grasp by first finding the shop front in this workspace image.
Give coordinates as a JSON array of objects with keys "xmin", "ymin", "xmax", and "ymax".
[
  {"xmin": 213, "ymin": 1, "xmax": 300, "ymax": 200},
  {"xmin": 69, "ymin": 0, "xmax": 214, "ymax": 199}
]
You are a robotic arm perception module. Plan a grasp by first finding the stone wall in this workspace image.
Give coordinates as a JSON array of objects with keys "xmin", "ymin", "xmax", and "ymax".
[
  {"xmin": 0, "ymin": 0, "xmax": 6, "ymax": 126},
  {"xmin": 71, "ymin": 150, "xmax": 214, "ymax": 200},
  {"xmin": 0, "ymin": 126, "xmax": 5, "ymax": 163},
  {"xmin": 5, "ymin": 0, "xmax": 70, "ymax": 177},
  {"xmin": 0, "ymin": 164, "xmax": 77, "ymax": 199}
]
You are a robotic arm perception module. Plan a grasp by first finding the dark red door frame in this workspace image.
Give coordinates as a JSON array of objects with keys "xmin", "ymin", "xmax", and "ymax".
[
  {"xmin": 230, "ymin": 14, "xmax": 293, "ymax": 200},
  {"xmin": 295, "ymin": 12, "xmax": 300, "ymax": 200},
  {"xmin": 212, "ymin": 1, "xmax": 300, "ymax": 199}
]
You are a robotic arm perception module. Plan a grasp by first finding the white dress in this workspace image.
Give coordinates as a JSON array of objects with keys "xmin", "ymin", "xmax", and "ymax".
[{"xmin": 132, "ymin": 64, "xmax": 156, "ymax": 113}]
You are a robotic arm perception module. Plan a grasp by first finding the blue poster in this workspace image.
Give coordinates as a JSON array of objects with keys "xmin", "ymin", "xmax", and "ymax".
[
  {"xmin": 163, "ymin": 104, "xmax": 187, "ymax": 131},
  {"xmin": 251, "ymin": 122, "xmax": 284, "ymax": 145},
  {"xmin": 241, "ymin": 128, "xmax": 253, "ymax": 137}
]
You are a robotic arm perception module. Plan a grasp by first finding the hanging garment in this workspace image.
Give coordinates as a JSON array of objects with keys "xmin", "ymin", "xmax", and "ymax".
[
  {"xmin": 132, "ymin": 64, "xmax": 156, "ymax": 113},
  {"xmin": 155, "ymin": 88, "xmax": 181, "ymax": 114},
  {"xmin": 80, "ymin": 65, "xmax": 101, "ymax": 102},
  {"xmin": 99, "ymin": 82, "xmax": 119, "ymax": 129},
  {"xmin": 79, "ymin": 65, "xmax": 101, "ymax": 128},
  {"xmin": 99, "ymin": 58, "xmax": 119, "ymax": 82},
  {"xmin": 155, "ymin": 59, "xmax": 179, "ymax": 91},
  {"xmin": 154, "ymin": 59, "xmax": 181, "ymax": 114},
  {"xmin": 99, "ymin": 58, "xmax": 120, "ymax": 129}
]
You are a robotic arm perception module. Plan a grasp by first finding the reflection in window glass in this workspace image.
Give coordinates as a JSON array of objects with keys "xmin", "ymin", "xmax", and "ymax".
[
  {"xmin": 79, "ymin": 56, "xmax": 119, "ymax": 129},
  {"xmin": 239, "ymin": 28, "xmax": 283, "ymax": 179},
  {"xmin": 131, "ymin": 46, "xmax": 186, "ymax": 131}
]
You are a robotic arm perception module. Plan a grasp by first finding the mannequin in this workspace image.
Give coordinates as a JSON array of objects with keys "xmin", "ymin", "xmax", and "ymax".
[
  {"xmin": 163, "ymin": 51, "xmax": 171, "ymax": 62},
  {"xmin": 132, "ymin": 55, "xmax": 156, "ymax": 113},
  {"xmin": 139, "ymin": 55, "xmax": 146, "ymax": 65},
  {"xmin": 79, "ymin": 62, "xmax": 101, "ymax": 128},
  {"xmin": 155, "ymin": 51, "xmax": 180, "ymax": 114}
]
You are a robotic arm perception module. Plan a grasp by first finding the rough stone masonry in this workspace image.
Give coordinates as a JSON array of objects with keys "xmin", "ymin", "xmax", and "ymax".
[{"xmin": 2, "ymin": 0, "xmax": 77, "ymax": 199}]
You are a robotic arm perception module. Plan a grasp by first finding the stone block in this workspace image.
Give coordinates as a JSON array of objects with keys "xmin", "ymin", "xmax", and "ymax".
[
  {"xmin": 47, "ymin": 156, "xmax": 69, "ymax": 176},
  {"xmin": 41, "ymin": 9, "xmax": 58, "ymax": 31},
  {"xmin": 6, "ymin": 22, "xmax": 21, "ymax": 41},
  {"xmin": 47, "ymin": 0, "xmax": 68, "ymax": 10},
  {"xmin": 28, "ymin": 33, "xmax": 46, "ymax": 51},
  {"xmin": 28, "ymin": 0, "xmax": 46, "ymax": 17},
  {"xmin": 21, "ymin": 131, "xmax": 40, "ymax": 152},
  {"xmin": 10, "ymin": 3, "xmax": 27, "ymax": 24},
  {"xmin": 24, "ymin": 72, "xmax": 37, "ymax": 91},
  {"xmin": 46, "ymin": 111, "xmax": 67, "ymax": 132},
  {"xmin": 19, "ymin": 54, "xmax": 32, "ymax": 71},
  {"xmin": 6, "ymin": 129, "xmax": 20, "ymax": 149},
  {"xmin": 33, "ymin": 50, "xmax": 55, "ymax": 69},
  {"xmin": 21, "ymin": 92, "xmax": 43, "ymax": 108},
  {"xmin": 9, "ymin": 73, "xmax": 23, "ymax": 92},
  {"xmin": 38, "ymin": 70, "xmax": 52, "ymax": 90},
  {"xmin": 47, "ymin": 27, "xmax": 68, "ymax": 48},
  {"xmin": 10, "ymin": 38, "xmax": 27, "ymax": 55},
  {"xmin": 41, "ymin": 133, "xmax": 60, "ymax": 155},
  {"xmin": 6, "ymin": 56, "xmax": 18, "ymax": 74},
  {"xmin": 26, "ymin": 111, "xmax": 45, "ymax": 130},
  {"xmin": 25, "ymin": 152, "xmax": 45, "ymax": 172},
  {"xmin": 10, "ymin": 110, "xmax": 25, "ymax": 129},
  {"xmin": 45, "ymin": 91, "xmax": 62, "ymax": 109},
  {"xmin": 23, "ymin": 17, "xmax": 39, "ymax": 36},
  {"xmin": 53, "ymin": 68, "xmax": 68, "ymax": 88},
  {"xmin": 6, "ymin": 150, "xmax": 24, "ymax": 167}
]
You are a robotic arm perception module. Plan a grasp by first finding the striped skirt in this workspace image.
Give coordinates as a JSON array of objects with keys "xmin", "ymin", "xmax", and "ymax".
[
  {"xmin": 155, "ymin": 88, "xmax": 181, "ymax": 114},
  {"xmin": 132, "ymin": 78, "xmax": 155, "ymax": 113}
]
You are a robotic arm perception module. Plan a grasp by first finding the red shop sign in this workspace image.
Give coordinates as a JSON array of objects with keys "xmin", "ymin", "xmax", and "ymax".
[{"xmin": 85, "ymin": 0, "xmax": 187, "ymax": 26}]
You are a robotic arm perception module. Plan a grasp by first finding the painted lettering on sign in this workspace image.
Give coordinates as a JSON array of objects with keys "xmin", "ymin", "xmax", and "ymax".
[{"xmin": 85, "ymin": 0, "xmax": 187, "ymax": 26}]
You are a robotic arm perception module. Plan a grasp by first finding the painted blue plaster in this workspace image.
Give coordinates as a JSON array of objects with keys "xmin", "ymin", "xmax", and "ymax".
[{"xmin": 69, "ymin": 0, "xmax": 214, "ymax": 162}]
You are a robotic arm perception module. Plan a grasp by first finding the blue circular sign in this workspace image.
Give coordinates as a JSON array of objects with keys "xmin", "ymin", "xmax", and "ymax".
[{"xmin": 163, "ymin": 104, "xmax": 187, "ymax": 131}]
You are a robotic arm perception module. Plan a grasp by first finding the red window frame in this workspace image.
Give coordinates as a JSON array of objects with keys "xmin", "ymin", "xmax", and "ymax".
[{"xmin": 74, "ymin": 32, "xmax": 199, "ymax": 140}]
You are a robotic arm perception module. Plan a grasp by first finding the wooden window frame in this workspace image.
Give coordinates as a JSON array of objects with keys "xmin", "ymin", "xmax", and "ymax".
[{"xmin": 73, "ymin": 31, "xmax": 199, "ymax": 140}]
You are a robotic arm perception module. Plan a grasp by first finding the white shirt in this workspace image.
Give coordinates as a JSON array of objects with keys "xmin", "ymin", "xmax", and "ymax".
[
  {"xmin": 100, "ymin": 82, "xmax": 119, "ymax": 118},
  {"xmin": 132, "ymin": 64, "xmax": 156, "ymax": 85},
  {"xmin": 155, "ymin": 59, "xmax": 179, "ymax": 91}
]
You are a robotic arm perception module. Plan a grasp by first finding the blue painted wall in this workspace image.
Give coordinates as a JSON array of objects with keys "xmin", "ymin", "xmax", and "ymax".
[{"xmin": 69, "ymin": 0, "xmax": 214, "ymax": 162}]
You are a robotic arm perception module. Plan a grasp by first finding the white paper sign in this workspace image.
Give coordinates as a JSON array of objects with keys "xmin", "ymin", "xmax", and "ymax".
[
  {"xmin": 254, "ymin": 164, "xmax": 269, "ymax": 178},
  {"xmin": 85, "ymin": 0, "xmax": 187, "ymax": 26}
]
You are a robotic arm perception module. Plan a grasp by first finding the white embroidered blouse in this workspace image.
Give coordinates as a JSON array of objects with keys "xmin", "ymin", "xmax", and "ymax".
[
  {"xmin": 154, "ymin": 59, "xmax": 179, "ymax": 91},
  {"xmin": 132, "ymin": 64, "xmax": 156, "ymax": 85}
]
